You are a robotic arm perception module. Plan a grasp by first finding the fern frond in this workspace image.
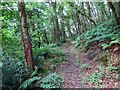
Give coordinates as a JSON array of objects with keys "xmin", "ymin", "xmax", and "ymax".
[{"xmin": 18, "ymin": 76, "xmax": 41, "ymax": 90}]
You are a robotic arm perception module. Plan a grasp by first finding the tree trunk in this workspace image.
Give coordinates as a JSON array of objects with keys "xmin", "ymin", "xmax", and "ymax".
[
  {"xmin": 52, "ymin": 2, "xmax": 61, "ymax": 43},
  {"xmin": 104, "ymin": 8, "xmax": 110, "ymax": 19},
  {"xmin": 118, "ymin": 1, "xmax": 120, "ymax": 18},
  {"xmin": 74, "ymin": 3, "xmax": 81, "ymax": 35},
  {"xmin": 107, "ymin": 2, "xmax": 119, "ymax": 25},
  {"xmin": 60, "ymin": 4, "xmax": 66, "ymax": 41},
  {"xmin": 86, "ymin": 2, "xmax": 92, "ymax": 28},
  {"xmin": 66, "ymin": 19, "xmax": 72, "ymax": 38},
  {"xmin": 43, "ymin": 30, "xmax": 49, "ymax": 44},
  {"xmin": 18, "ymin": 0, "xmax": 34, "ymax": 70},
  {"xmin": 73, "ymin": 5, "xmax": 96, "ymax": 26}
]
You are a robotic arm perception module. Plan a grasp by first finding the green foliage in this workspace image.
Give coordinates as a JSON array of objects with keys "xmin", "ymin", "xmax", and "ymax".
[
  {"xmin": 97, "ymin": 65, "xmax": 105, "ymax": 74},
  {"xmin": 82, "ymin": 71, "xmax": 102, "ymax": 86},
  {"xmin": 88, "ymin": 71, "xmax": 102, "ymax": 85},
  {"xmin": 73, "ymin": 19, "xmax": 119, "ymax": 49},
  {"xmin": 33, "ymin": 44, "xmax": 64, "ymax": 60},
  {"xmin": 18, "ymin": 76, "xmax": 41, "ymax": 90},
  {"xmin": 98, "ymin": 51, "xmax": 109, "ymax": 64},
  {"xmin": 81, "ymin": 78, "xmax": 89, "ymax": 84},
  {"xmin": 101, "ymin": 34, "xmax": 120, "ymax": 50},
  {"xmin": 2, "ymin": 44, "xmax": 66, "ymax": 90},
  {"xmin": 18, "ymin": 72, "xmax": 64, "ymax": 89},
  {"xmin": 33, "ymin": 44, "xmax": 66, "ymax": 75},
  {"xmin": 2, "ymin": 58, "xmax": 26, "ymax": 90},
  {"xmin": 38, "ymin": 72, "xmax": 64, "ymax": 88},
  {"xmin": 82, "ymin": 64, "xmax": 118, "ymax": 86},
  {"xmin": 101, "ymin": 44, "xmax": 110, "ymax": 50},
  {"xmin": 71, "ymin": 36, "xmax": 81, "ymax": 47},
  {"xmin": 80, "ymin": 63, "xmax": 92, "ymax": 70},
  {"xmin": 106, "ymin": 64, "xmax": 118, "ymax": 73}
]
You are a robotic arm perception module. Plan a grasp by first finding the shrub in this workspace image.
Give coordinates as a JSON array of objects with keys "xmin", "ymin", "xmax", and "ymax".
[
  {"xmin": 38, "ymin": 72, "xmax": 64, "ymax": 88},
  {"xmin": 2, "ymin": 58, "xmax": 26, "ymax": 90},
  {"xmin": 98, "ymin": 51, "xmax": 109, "ymax": 65},
  {"xmin": 33, "ymin": 44, "xmax": 66, "ymax": 75},
  {"xmin": 72, "ymin": 19, "xmax": 120, "ymax": 49},
  {"xmin": 18, "ymin": 72, "xmax": 64, "ymax": 89}
]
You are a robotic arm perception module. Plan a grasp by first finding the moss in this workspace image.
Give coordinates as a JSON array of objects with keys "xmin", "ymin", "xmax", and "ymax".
[{"xmin": 98, "ymin": 51, "xmax": 110, "ymax": 65}]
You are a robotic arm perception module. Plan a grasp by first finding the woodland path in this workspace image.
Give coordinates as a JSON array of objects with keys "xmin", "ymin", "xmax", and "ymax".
[{"xmin": 56, "ymin": 41, "xmax": 90, "ymax": 88}]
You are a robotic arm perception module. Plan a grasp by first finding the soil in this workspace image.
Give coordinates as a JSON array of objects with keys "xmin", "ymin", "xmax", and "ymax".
[
  {"xmin": 55, "ymin": 41, "xmax": 119, "ymax": 88},
  {"xmin": 56, "ymin": 42, "xmax": 90, "ymax": 88}
]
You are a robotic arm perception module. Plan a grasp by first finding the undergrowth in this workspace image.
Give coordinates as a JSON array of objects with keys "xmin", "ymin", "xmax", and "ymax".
[
  {"xmin": 81, "ymin": 64, "xmax": 118, "ymax": 87},
  {"xmin": 72, "ymin": 19, "xmax": 120, "ymax": 49},
  {"xmin": 2, "ymin": 44, "xmax": 66, "ymax": 90}
]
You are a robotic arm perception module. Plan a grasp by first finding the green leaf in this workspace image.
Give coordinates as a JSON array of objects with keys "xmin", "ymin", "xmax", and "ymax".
[
  {"xmin": 18, "ymin": 76, "xmax": 41, "ymax": 90},
  {"xmin": 101, "ymin": 44, "xmax": 110, "ymax": 49}
]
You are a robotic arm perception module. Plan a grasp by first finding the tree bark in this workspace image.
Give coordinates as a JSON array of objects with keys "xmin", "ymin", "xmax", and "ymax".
[
  {"xmin": 59, "ymin": 4, "xmax": 66, "ymax": 41},
  {"xmin": 66, "ymin": 19, "xmax": 72, "ymax": 38},
  {"xmin": 118, "ymin": 1, "xmax": 120, "ymax": 18},
  {"xmin": 18, "ymin": 0, "xmax": 34, "ymax": 70},
  {"xmin": 69, "ymin": 3, "xmax": 96, "ymax": 26},
  {"xmin": 107, "ymin": 2, "xmax": 119, "ymax": 25},
  {"xmin": 52, "ymin": 2, "xmax": 61, "ymax": 43},
  {"xmin": 86, "ymin": 2, "xmax": 92, "ymax": 28}
]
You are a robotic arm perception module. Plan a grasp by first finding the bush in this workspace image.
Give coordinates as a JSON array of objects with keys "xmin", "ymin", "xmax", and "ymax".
[
  {"xmin": 2, "ymin": 58, "xmax": 26, "ymax": 90},
  {"xmin": 72, "ymin": 19, "xmax": 120, "ymax": 49},
  {"xmin": 98, "ymin": 51, "xmax": 109, "ymax": 65},
  {"xmin": 38, "ymin": 72, "xmax": 64, "ymax": 88},
  {"xmin": 33, "ymin": 44, "xmax": 66, "ymax": 75},
  {"xmin": 18, "ymin": 72, "xmax": 64, "ymax": 90},
  {"xmin": 3, "ymin": 44, "xmax": 66, "ymax": 90}
]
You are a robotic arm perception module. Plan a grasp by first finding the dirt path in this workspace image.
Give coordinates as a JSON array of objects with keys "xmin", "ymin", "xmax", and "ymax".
[
  {"xmin": 55, "ymin": 42, "xmax": 119, "ymax": 88},
  {"xmin": 56, "ymin": 42, "xmax": 90, "ymax": 88}
]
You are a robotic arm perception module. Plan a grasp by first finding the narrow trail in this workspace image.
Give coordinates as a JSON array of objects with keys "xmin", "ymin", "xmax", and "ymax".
[{"xmin": 56, "ymin": 42, "xmax": 90, "ymax": 88}]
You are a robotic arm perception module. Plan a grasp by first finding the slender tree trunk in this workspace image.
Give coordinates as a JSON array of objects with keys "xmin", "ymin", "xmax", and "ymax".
[
  {"xmin": 18, "ymin": 0, "xmax": 34, "ymax": 70},
  {"xmin": 52, "ymin": 2, "xmax": 61, "ymax": 43},
  {"xmin": 75, "ymin": 5, "xmax": 81, "ymax": 35},
  {"xmin": 72, "ymin": 16, "xmax": 78, "ymax": 34},
  {"xmin": 66, "ymin": 19, "xmax": 72, "ymax": 38},
  {"xmin": 118, "ymin": 1, "xmax": 120, "ymax": 17},
  {"xmin": 104, "ymin": 8, "xmax": 110, "ymax": 19},
  {"xmin": 107, "ymin": 2, "xmax": 119, "ymax": 25},
  {"xmin": 82, "ymin": 2, "xmax": 87, "ymax": 30},
  {"xmin": 43, "ymin": 30, "xmax": 49, "ymax": 44},
  {"xmin": 60, "ymin": 4, "xmax": 66, "ymax": 41},
  {"xmin": 86, "ymin": 2, "xmax": 92, "ymax": 28},
  {"xmin": 38, "ymin": 32, "xmax": 41, "ymax": 48},
  {"xmin": 77, "ymin": 7, "xmax": 96, "ymax": 26}
]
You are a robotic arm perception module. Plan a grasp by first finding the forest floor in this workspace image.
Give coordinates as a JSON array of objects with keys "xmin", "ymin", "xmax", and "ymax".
[
  {"xmin": 55, "ymin": 41, "xmax": 119, "ymax": 88},
  {"xmin": 56, "ymin": 41, "xmax": 90, "ymax": 88}
]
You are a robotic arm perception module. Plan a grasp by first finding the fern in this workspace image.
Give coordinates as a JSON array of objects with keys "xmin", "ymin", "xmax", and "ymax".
[
  {"xmin": 72, "ymin": 19, "xmax": 119, "ymax": 49},
  {"xmin": 101, "ymin": 44, "xmax": 110, "ymax": 50},
  {"xmin": 38, "ymin": 72, "xmax": 64, "ymax": 88},
  {"xmin": 18, "ymin": 76, "xmax": 41, "ymax": 90}
]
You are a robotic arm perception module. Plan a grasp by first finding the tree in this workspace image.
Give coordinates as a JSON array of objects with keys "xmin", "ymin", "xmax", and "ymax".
[
  {"xmin": 59, "ymin": 3, "xmax": 66, "ymax": 41},
  {"xmin": 18, "ymin": 0, "xmax": 34, "ymax": 70},
  {"xmin": 51, "ymin": 2, "xmax": 61, "ymax": 44},
  {"xmin": 68, "ymin": 3, "xmax": 96, "ymax": 26},
  {"xmin": 107, "ymin": 1, "xmax": 119, "ymax": 25},
  {"xmin": 118, "ymin": 1, "xmax": 120, "ymax": 17}
]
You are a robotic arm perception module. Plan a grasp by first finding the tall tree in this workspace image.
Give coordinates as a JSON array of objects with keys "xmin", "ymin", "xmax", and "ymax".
[
  {"xmin": 18, "ymin": 0, "xmax": 34, "ymax": 70},
  {"xmin": 59, "ymin": 3, "xmax": 66, "ymax": 41},
  {"xmin": 86, "ymin": 2, "xmax": 92, "ymax": 28},
  {"xmin": 107, "ymin": 1, "xmax": 119, "ymax": 25},
  {"xmin": 118, "ymin": 1, "xmax": 120, "ymax": 17},
  {"xmin": 51, "ymin": 2, "xmax": 61, "ymax": 43},
  {"xmin": 68, "ymin": 3, "xmax": 96, "ymax": 26}
]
